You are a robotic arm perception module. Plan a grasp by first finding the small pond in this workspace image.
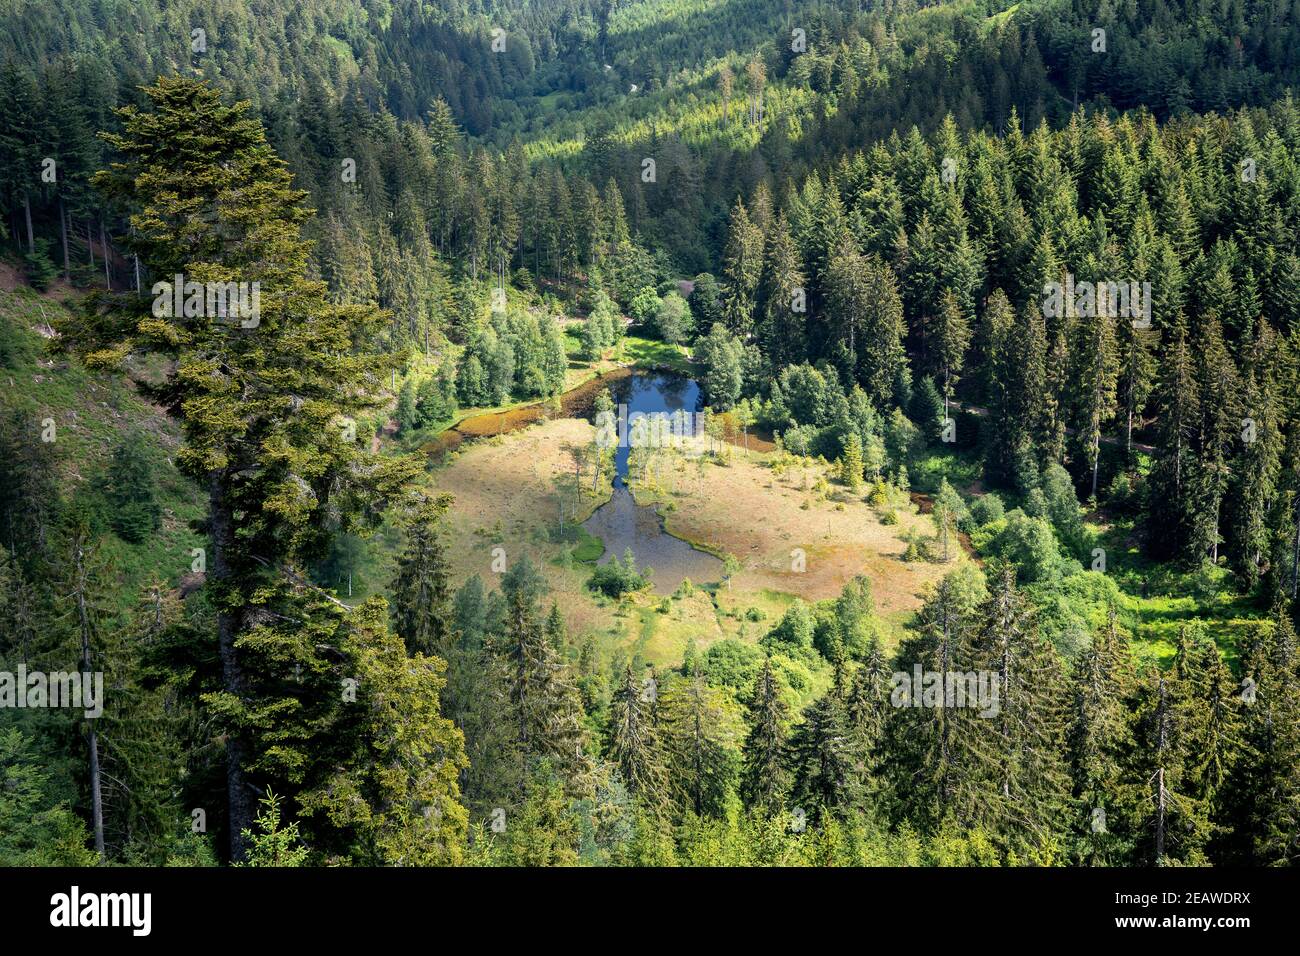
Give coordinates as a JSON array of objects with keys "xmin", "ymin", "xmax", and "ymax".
[{"xmin": 581, "ymin": 372, "xmax": 724, "ymax": 592}]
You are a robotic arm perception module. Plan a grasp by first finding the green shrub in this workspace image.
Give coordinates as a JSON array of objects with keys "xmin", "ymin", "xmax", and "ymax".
[
  {"xmin": 968, "ymin": 492, "xmax": 1005, "ymax": 528},
  {"xmin": 23, "ymin": 239, "xmax": 58, "ymax": 291},
  {"xmin": 587, "ymin": 548, "xmax": 647, "ymax": 598},
  {"xmin": 107, "ymin": 434, "xmax": 161, "ymax": 543}
]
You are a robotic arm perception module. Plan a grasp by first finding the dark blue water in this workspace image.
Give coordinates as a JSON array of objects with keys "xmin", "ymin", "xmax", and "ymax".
[
  {"xmin": 581, "ymin": 373, "xmax": 723, "ymax": 591},
  {"xmin": 607, "ymin": 373, "xmax": 699, "ymax": 486}
]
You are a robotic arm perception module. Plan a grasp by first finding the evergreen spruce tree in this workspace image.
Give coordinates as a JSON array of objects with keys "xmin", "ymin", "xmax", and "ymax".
[
  {"xmin": 501, "ymin": 558, "xmax": 591, "ymax": 797},
  {"xmin": 960, "ymin": 568, "xmax": 1071, "ymax": 860},
  {"xmin": 846, "ymin": 638, "xmax": 892, "ymax": 796},
  {"xmin": 883, "ymin": 568, "xmax": 984, "ymax": 830},
  {"xmin": 1128, "ymin": 667, "xmax": 1210, "ymax": 866},
  {"xmin": 979, "ymin": 287, "xmax": 1016, "ymax": 417},
  {"xmin": 932, "ymin": 289, "xmax": 971, "ymax": 419},
  {"xmin": 1218, "ymin": 615, "xmax": 1300, "ymax": 864},
  {"xmin": 659, "ymin": 674, "xmax": 738, "ymax": 818},
  {"xmin": 721, "ymin": 197, "xmax": 764, "ymax": 338},
  {"xmin": 825, "ymin": 242, "xmax": 907, "ymax": 405},
  {"xmin": 757, "ymin": 215, "xmax": 808, "ymax": 369},
  {"xmin": 60, "ymin": 78, "xmax": 426, "ymax": 859},
  {"xmin": 786, "ymin": 682, "xmax": 866, "ymax": 823},
  {"xmin": 101, "ymin": 582, "xmax": 192, "ymax": 863},
  {"xmin": 1067, "ymin": 609, "xmax": 1137, "ymax": 865},
  {"xmin": 60, "ymin": 523, "xmax": 108, "ymax": 861},
  {"xmin": 391, "ymin": 494, "xmax": 455, "ymax": 657},
  {"xmin": 105, "ymin": 434, "xmax": 161, "ymax": 544},
  {"xmin": 1146, "ymin": 321, "xmax": 1201, "ymax": 562},
  {"xmin": 236, "ymin": 792, "xmax": 309, "ymax": 868},
  {"xmin": 1189, "ymin": 314, "xmax": 1241, "ymax": 564},
  {"xmin": 1228, "ymin": 323, "xmax": 1282, "ymax": 592},
  {"xmin": 740, "ymin": 657, "xmax": 789, "ymax": 813},
  {"xmin": 1173, "ymin": 628, "xmax": 1242, "ymax": 846},
  {"xmin": 608, "ymin": 664, "xmax": 670, "ymax": 814},
  {"xmin": 1072, "ymin": 293, "xmax": 1119, "ymax": 499},
  {"xmin": 840, "ymin": 432, "xmax": 864, "ymax": 493}
]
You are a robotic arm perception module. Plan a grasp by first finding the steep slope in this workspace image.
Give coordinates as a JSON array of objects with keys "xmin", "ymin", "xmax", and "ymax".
[{"xmin": 0, "ymin": 280, "xmax": 204, "ymax": 609}]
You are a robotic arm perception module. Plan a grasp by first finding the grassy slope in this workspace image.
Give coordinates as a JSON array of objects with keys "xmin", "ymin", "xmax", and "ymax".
[{"xmin": 0, "ymin": 285, "xmax": 204, "ymax": 610}]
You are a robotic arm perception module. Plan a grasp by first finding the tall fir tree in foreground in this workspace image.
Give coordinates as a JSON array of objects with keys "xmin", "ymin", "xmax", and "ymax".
[
  {"xmin": 884, "ymin": 567, "xmax": 985, "ymax": 831},
  {"xmin": 1128, "ymin": 667, "xmax": 1210, "ymax": 867},
  {"xmin": 786, "ymin": 675, "xmax": 867, "ymax": 823},
  {"xmin": 59, "ymin": 77, "xmax": 435, "ymax": 860},
  {"xmin": 846, "ymin": 639, "xmax": 892, "ymax": 799},
  {"xmin": 500, "ymin": 557, "xmax": 591, "ymax": 798},
  {"xmin": 1218, "ymin": 615, "xmax": 1300, "ymax": 864}
]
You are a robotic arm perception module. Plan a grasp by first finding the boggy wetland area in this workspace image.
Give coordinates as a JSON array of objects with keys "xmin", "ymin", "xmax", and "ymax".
[{"xmin": 425, "ymin": 364, "xmax": 950, "ymax": 670}]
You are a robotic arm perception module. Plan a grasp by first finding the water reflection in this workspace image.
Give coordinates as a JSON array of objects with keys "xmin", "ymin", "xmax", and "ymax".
[{"xmin": 581, "ymin": 373, "xmax": 723, "ymax": 592}]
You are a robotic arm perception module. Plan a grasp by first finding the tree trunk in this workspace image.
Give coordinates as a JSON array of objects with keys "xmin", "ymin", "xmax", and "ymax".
[
  {"xmin": 100, "ymin": 220, "xmax": 111, "ymax": 289},
  {"xmin": 1173, "ymin": 428, "xmax": 1183, "ymax": 495},
  {"xmin": 937, "ymin": 609, "xmax": 952, "ymax": 809},
  {"xmin": 1091, "ymin": 437, "xmax": 1100, "ymax": 499},
  {"xmin": 1291, "ymin": 507, "xmax": 1300, "ymax": 599},
  {"xmin": 1212, "ymin": 498, "xmax": 1221, "ymax": 563},
  {"xmin": 1153, "ymin": 678, "xmax": 1169, "ymax": 866},
  {"xmin": 209, "ymin": 474, "xmax": 253, "ymax": 861},
  {"xmin": 23, "ymin": 194, "xmax": 34, "ymax": 254},
  {"xmin": 85, "ymin": 724, "xmax": 105, "ymax": 860},
  {"xmin": 1153, "ymin": 767, "xmax": 1166, "ymax": 866},
  {"xmin": 87, "ymin": 219, "xmax": 94, "ymax": 269},
  {"xmin": 59, "ymin": 197, "xmax": 71, "ymax": 279},
  {"xmin": 74, "ymin": 544, "xmax": 105, "ymax": 862}
]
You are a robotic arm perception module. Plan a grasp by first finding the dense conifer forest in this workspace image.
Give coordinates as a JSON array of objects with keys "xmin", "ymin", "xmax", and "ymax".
[{"xmin": 2, "ymin": 0, "xmax": 1300, "ymax": 873}]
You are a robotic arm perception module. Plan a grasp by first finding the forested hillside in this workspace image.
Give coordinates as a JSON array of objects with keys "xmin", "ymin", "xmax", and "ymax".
[{"xmin": 2, "ymin": 0, "xmax": 1300, "ymax": 870}]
